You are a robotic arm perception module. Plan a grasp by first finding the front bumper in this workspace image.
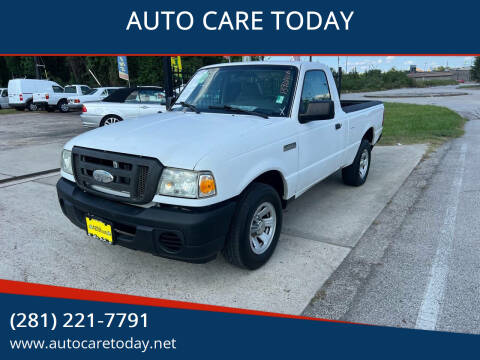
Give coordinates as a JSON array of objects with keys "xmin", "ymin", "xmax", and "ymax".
[
  {"xmin": 56, "ymin": 178, "xmax": 236, "ymax": 263},
  {"xmin": 80, "ymin": 113, "xmax": 102, "ymax": 127}
]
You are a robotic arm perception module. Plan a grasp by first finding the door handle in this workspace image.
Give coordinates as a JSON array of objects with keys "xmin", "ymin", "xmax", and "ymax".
[
  {"xmin": 141, "ymin": 105, "xmax": 148, "ymax": 109},
  {"xmin": 335, "ymin": 123, "xmax": 342, "ymax": 130}
]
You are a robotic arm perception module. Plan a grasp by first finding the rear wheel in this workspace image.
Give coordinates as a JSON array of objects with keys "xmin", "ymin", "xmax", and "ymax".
[
  {"xmin": 342, "ymin": 139, "xmax": 372, "ymax": 186},
  {"xmin": 222, "ymin": 183, "xmax": 283, "ymax": 270},
  {"xmin": 26, "ymin": 101, "xmax": 37, "ymax": 111},
  {"xmin": 57, "ymin": 100, "xmax": 69, "ymax": 113},
  {"xmin": 100, "ymin": 115, "xmax": 122, "ymax": 126}
]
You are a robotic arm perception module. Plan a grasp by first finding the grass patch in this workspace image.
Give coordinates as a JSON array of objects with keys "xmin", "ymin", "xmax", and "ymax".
[
  {"xmin": 0, "ymin": 108, "xmax": 17, "ymax": 115},
  {"xmin": 457, "ymin": 84, "xmax": 480, "ymax": 89},
  {"xmin": 381, "ymin": 102, "xmax": 465, "ymax": 146}
]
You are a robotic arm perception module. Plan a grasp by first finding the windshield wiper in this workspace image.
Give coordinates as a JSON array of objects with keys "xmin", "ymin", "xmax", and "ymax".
[
  {"xmin": 179, "ymin": 101, "xmax": 200, "ymax": 114},
  {"xmin": 208, "ymin": 105, "xmax": 269, "ymax": 119}
]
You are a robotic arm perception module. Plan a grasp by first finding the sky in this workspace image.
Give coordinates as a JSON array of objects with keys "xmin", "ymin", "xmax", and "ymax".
[{"xmin": 266, "ymin": 56, "xmax": 475, "ymax": 73}]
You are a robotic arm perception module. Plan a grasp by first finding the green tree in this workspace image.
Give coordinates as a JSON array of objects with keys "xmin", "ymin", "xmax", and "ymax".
[{"xmin": 472, "ymin": 57, "xmax": 480, "ymax": 82}]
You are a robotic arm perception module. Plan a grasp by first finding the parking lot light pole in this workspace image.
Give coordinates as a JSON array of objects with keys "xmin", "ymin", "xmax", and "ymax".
[
  {"xmin": 34, "ymin": 56, "xmax": 40, "ymax": 79},
  {"xmin": 163, "ymin": 57, "xmax": 174, "ymax": 110}
]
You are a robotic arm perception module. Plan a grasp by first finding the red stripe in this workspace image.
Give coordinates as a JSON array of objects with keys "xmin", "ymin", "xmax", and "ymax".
[
  {"xmin": 0, "ymin": 54, "xmax": 478, "ymax": 56},
  {"xmin": 0, "ymin": 279, "xmax": 357, "ymax": 324}
]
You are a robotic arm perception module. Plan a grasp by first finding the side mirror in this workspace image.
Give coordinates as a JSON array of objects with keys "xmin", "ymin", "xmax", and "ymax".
[{"xmin": 299, "ymin": 100, "xmax": 335, "ymax": 123}]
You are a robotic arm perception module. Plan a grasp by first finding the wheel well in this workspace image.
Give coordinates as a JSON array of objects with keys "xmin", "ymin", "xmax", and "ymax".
[
  {"xmin": 363, "ymin": 127, "xmax": 374, "ymax": 144},
  {"xmin": 101, "ymin": 114, "xmax": 122, "ymax": 121},
  {"xmin": 252, "ymin": 170, "xmax": 287, "ymax": 207},
  {"xmin": 57, "ymin": 98, "xmax": 68, "ymax": 105}
]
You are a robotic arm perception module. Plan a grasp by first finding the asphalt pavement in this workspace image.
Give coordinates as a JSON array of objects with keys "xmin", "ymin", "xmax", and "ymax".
[{"xmin": 304, "ymin": 85, "xmax": 480, "ymax": 333}]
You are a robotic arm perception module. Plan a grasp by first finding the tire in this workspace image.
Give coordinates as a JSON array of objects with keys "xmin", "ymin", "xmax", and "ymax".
[
  {"xmin": 222, "ymin": 183, "xmax": 283, "ymax": 270},
  {"xmin": 26, "ymin": 101, "xmax": 37, "ymax": 111},
  {"xmin": 342, "ymin": 139, "xmax": 372, "ymax": 186},
  {"xmin": 100, "ymin": 115, "xmax": 122, "ymax": 126},
  {"xmin": 57, "ymin": 100, "xmax": 69, "ymax": 113}
]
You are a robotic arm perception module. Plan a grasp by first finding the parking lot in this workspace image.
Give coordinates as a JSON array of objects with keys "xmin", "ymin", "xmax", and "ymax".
[{"xmin": 0, "ymin": 109, "xmax": 426, "ymax": 314}]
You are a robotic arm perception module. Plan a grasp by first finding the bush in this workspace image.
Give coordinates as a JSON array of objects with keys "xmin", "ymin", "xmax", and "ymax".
[{"xmin": 337, "ymin": 69, "xmax": 459, "ymax": 93}]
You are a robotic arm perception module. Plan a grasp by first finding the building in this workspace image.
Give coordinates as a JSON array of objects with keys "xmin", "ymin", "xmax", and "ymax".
[
  {"xmin": 450, "ymin": 67, "xmax": 472, "ymax": 82},
  {"xmin": 407, "ymin": 70, "xmax": 455, "ymax": 82}
]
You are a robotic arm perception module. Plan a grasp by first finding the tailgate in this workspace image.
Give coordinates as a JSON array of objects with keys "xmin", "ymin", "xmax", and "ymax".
[{"xmin": 33, "ymin": 92, "xmax": 49, "ymax": 102}]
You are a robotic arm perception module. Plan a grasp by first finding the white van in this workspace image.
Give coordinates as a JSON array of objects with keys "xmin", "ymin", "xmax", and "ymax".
[
  {"xmin": 0, "ymin": 88, "xmax": 9, "ymax": 109},
  {"xmin": 7, "ymin": 79, "xmax": 63, "ymax": 111}
]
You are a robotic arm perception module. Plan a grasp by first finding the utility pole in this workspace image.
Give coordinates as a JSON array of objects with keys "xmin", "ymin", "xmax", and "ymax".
[{"xmin": 33, "ymin": 56, "xmax": 40, "ymax": 79}]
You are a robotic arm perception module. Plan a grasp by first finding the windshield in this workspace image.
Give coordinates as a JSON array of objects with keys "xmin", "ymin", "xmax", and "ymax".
[
  {"xmin": 64, "ymin": 86, "xmax": 77, "ymax": 93},
  {"xmin": 174, "ymin": 65, "xmax": 298, "ymax": 117}
]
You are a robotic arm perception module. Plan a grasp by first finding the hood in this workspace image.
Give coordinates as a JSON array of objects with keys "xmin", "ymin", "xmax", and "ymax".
[{"xmin": 66, "ymin": 111, "xmax": 272, "ymax": 169}]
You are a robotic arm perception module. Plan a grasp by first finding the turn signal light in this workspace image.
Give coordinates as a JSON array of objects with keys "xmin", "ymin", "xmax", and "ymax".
[
  {"xmin": 74, "ymin": 99, "xmax": 80, "ymax": 103},
  {"xmin": 82, "ymin": 105, "xmax": 87, "ymax": 112},
  {"xmin": 45, "ymin": 94, "xmax": 49, "ymax": 100},
  {"xmin": 19, "ymin": 94, "xmax": 23, "ymax": 101},
  {"xmin": 199, "ymin": 175, "xmax": 216, "ymax": 197}
]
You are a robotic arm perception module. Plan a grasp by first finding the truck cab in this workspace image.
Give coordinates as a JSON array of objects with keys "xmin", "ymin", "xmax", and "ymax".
[
  {"xmin": 57, "ymin": 61, "xmax": 383, "ymax": 269},
  {"xmin": 34, "ymin": 84, "xmax": 92, "ymax": 112}
]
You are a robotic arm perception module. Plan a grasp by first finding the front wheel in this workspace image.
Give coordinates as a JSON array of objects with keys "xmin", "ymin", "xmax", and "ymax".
[
  {"xmin": 342, "ymin": 139, "xmax": 372, "ymax": 186},
  {"xmin": 222, "ymin": 183, "xmax": 283, "ymax": 270}
]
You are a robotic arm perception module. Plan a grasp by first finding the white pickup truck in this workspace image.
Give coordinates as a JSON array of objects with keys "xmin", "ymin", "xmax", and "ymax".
[
  {"xmin": 57, "ymin": 62, "xmax": 383, "ymax": 269},
  {"xmin": 34, "ymin": 84, "xmax": 92, "ymax": 112}
]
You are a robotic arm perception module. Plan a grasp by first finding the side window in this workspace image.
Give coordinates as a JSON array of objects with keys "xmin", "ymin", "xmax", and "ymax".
[
  {"xmin": 107, "ymin": 89, "xmax": 118, "ymax": 95},
  {"xmin": 52, "ymin": 86, "xmax": 64, "ymax": 93},
  {"xmin": 299, "ymin": 71, "xmax": 332, "ymax": 120},
  {"xmin": 81, "ymin": 86, "xmax": 91, "ymax": 95},
  {"xmin": 139, "ymin": 89, "xmax": 166, "ymax": 105},
  {"xmin": 2, "ymin": 90, "xmax": 7, "ymax": 97},
  {"xmin": 124, "ymin": 90, "xmax": 139, "ymax": 103}
]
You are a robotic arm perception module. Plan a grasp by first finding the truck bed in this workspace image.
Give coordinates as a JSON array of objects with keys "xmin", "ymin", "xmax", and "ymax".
[{"xmin": 340, "ymin": 100, "xmax": 382, "ymax": 113}]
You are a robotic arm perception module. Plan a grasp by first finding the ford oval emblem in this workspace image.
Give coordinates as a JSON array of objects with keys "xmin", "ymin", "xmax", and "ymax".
[{"xmin": 93, "ymin": 169, "xmax": 114, "ymax": 183}]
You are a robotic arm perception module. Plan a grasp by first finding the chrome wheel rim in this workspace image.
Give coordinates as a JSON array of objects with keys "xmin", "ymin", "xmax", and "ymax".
[
  {"xmin": 60, "ymin": 103, "xmax": 69, "ymax": 112},
  {"xmin": 29, "ymin": 103, "xmax": 37, "ymax": 111},
  {"xmin": 249, "ymin": 202, "xmax": 277, "ymax": 255},
  {"xmin": 359, "ymin": 149, "xmax": 369, "ymax": 179},
  {"xmin": 104, "ymin": 117, "xmax": 119, "ymax": 125}
]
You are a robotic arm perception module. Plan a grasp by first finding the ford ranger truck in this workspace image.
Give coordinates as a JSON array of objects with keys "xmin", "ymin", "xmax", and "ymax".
[{"xmin": 57, "ymin": 62, "xmax": 384, "ymax": 270}]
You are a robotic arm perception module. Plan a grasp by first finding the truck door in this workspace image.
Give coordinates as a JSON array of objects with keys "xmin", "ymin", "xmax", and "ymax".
[
  {"xmin": 296, "ymin": 70, "xmax": 344, "ymax": 194},
  {"xmin": 120, "ymin": 90, "xmax": 142, "ymax": 118}
]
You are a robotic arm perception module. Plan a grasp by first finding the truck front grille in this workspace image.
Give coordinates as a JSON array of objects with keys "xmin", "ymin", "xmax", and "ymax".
[{"xmin": 72, "ymin": 146, "xmax": 163, "ymax": 204}]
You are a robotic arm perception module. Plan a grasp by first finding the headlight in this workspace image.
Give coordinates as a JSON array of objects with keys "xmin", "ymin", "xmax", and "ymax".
[
  {"xmin": 61, "ymin": 150, "xmax": 73, "ymax": 175},
  {"xmin": 157, "ymin": 168, "xmax": 216, "ymax": 199}
]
